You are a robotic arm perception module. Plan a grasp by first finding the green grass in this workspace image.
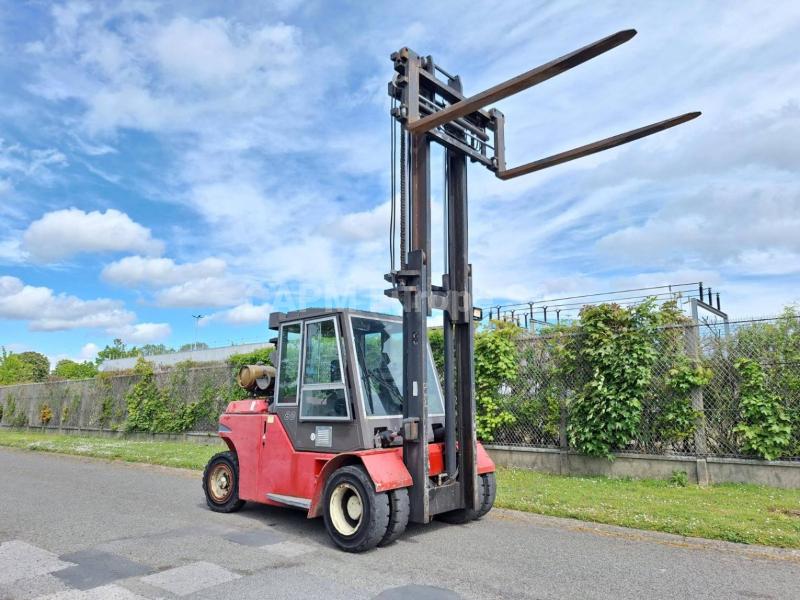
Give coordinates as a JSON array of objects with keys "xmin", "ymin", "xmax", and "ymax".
[
  {"xmin": 0, "ymin": 430, "xmax": 223, "ymax": 470},
  {"xmin": 1, "ymin": 430, "xmax": 798, "ymax": 548},
  {"xmin": 497, "ymin": 468, "xmax": 800, "ymax": 548}
]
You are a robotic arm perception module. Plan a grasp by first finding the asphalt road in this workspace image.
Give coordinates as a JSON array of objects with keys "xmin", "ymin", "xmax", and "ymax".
[{"xmin": 0, "ymin": 449, "xmax": 798, "ymax": 600}]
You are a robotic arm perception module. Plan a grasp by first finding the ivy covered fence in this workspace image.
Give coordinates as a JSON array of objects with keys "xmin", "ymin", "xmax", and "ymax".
[
  {"xmin": 464, "ymin": 303, "xmax": 800, "ymax": 462},
  {"xmin": 2, "ymin": 306, "xmax": 799, "ymax": 462}
]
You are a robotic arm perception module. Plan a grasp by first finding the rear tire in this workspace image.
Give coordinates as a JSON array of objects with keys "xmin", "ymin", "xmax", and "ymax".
[
  {"xmin": 436, "ymin": 472, "xmax": 495, "ymax": 523},
  {"xmin": 379, "ymin": 487, "xmax": 410, "ymax": 546},
  {"xmin": 323, "ymin": 465, "xmax": 390, "ymax": 552},
  {"xmin": 203, "ymin": 451, "xmax": 245, "ymax": 513}
]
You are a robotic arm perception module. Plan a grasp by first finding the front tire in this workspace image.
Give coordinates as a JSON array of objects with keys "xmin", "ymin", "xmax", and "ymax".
[
  {"xmin": 379, "ymin": 487, "xmax": 410, "ymax": 547},
  {"xmin": 322, "ymin": 465, "xmax": 390, "ymax": 552},
  {"xmin": 203, "ymin": 451, "xmax": 245, "ymax": 513},
  {"xmin": 475, "ymin": 471, "xmax": 496, "ymax": 518},
  {"xmin": 436, "ymin": 472, "xmax": 496, "ymax": 524}
]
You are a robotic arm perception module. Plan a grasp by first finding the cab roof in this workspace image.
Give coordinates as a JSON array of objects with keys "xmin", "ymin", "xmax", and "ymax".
[{"xmin": 268, "ymin": 307, "xmax": 399, "ymax": 330}]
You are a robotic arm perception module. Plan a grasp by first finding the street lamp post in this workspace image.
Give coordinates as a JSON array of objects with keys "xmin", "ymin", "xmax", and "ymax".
[{"xmin": 192, "ymin": 314, "xmax": 205, "ymax": 352}]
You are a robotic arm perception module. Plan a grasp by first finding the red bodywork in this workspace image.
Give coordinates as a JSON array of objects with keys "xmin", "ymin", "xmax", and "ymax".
[{"xmin": 218, "ymin": 400, "xmax": 495, "ymax": 518}]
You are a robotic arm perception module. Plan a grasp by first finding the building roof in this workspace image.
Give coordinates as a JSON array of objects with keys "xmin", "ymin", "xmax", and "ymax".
[{"xmin": 98, "ymin": 342, "xmax": 273, "ymax": 372}]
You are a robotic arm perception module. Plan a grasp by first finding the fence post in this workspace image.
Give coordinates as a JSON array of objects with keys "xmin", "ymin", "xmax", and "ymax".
[
  {"xmin": 559, "ymin": 397, "xmax": 569, "ymax": 475},
  {"xmin": 687, "ymin": 300, "xmax": 709, "ymax": 485}
]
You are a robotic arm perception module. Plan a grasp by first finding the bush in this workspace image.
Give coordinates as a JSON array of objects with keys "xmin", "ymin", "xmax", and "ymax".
[
  {"xmin": 39, "ymin": 404, "xmax": 53, "ymax": 425},
  {"xmin": 11, "ymin": 412, "xmax": 28, "ymax": 427},
  {"xmin": 567, "ymin": 301, "xmax": 660, "ymax": 458},
  {"xmin": 227, "ymin": 348, "xmax": 273, "ymax": 370},
  {"xmin": 4, "ymin": 396, "xmax": 16, "ymax": 422},
  {"xmin": 429, "ymin": 321, "xmax": 521, "ymax": 441},
  {"xmin": 125, "ymin": 358, "xmax": 171, "ymax": 433},
  {"xmin": 734, "ymin": 358, "xmax": 792, "ymax": 460},
  {"xmin": 669, "ymin": 470, "xmax": 689, "ymax": 487},
  {"xmin": 474, "ymin": 321, "xmax": 520, "ymax": 441},
  {"xmin": 53, "ymin": 359, "xmax": 98, "ymax": 380},
  {"xmin": 655, "ymin": 360, "xmax": 711, "ymax": 444},
  {"xmin": 124, "ymin": 358, "xmax": 221, "ymax": 433},
  {"xmin": 224, "ymin": 348, "xmax": 274, "ymax": 404}
]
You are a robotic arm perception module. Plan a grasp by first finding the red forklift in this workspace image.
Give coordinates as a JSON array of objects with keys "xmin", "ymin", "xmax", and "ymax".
[{"xmin": 202, "ymin": 30, "xmax": 699, "ymax": 552}]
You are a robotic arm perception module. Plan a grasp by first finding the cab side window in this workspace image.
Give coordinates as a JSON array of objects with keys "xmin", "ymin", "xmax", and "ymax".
[
  {"xmin": 300, "ymin": 318, "xmax": 349, "ymax": 419},
  {"xmin": 276, "ymin": 323, "xmax": 301, "ymax": 404}
]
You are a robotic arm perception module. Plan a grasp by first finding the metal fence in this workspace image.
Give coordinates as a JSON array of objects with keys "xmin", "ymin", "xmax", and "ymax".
[
  {"xmin": 3, "ymin": 315, "xmax": 798, "ymax": 461},
  {"xmin": 490, "ymin": 314, "xmax": 800, "ymax": 461}
]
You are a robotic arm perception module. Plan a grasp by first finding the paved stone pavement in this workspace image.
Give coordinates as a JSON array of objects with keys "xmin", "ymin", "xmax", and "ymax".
[{"xmin": 1, "ymin": 448, "xmax": 799, "ymax": 599}]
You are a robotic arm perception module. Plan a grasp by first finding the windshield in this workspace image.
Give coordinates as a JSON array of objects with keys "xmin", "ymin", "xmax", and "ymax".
[{"xmin": 351, "ymin": 316, "xmax": 445, "ymax": 417}]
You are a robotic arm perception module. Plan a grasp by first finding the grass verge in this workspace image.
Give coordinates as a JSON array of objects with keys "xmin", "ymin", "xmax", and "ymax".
[
  {"xmin": 1, "ymin": 430, "xmax": 798, "ymax": 548},
  {"xmin": 0, "ymin": 429, "xmax": 223, "ymax": 470},
  {"xmin": 497, "ymin": 468, "xmax": 800, "ymax": 548}
]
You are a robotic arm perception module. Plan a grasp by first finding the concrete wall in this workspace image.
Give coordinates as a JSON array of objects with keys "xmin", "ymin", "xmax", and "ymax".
[
  {"xmin": 0, "ymin": 365, "xmax": 232, "ymax": 430},
  {"xmin": 486, "ymin": 445, "xmax": 800, "ymax": 489}
]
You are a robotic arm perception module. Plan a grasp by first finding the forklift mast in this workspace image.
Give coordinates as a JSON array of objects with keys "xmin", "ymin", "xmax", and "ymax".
[{"xmin": 385, "ymin": 30, "xmax": 700, "ymax": 523}]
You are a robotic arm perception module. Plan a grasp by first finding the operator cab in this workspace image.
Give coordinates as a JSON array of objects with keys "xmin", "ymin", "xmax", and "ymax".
[{"xmin": 268, "ymin": 308, "xmax": 445, "ymax": 453}]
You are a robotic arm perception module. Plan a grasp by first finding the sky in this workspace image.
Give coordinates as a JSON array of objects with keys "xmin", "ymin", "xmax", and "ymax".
[{"xmin": 1, "ymin": 1, "xmax": 799, "ymax": 365}]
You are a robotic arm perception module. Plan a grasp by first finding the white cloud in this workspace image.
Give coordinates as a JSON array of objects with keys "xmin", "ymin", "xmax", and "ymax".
[
  {"xmin": 0, "ymin": 138, "xmax": 67, "ymax": 187},
  {"xmin": 725, "ymin": 250, "xmax": 800, "ymax": 277},
  {"xmin": 154, "ymin": 276, "xmax": 256, "ymax": 308},
  {"xmin": 0, "ymin": 276, "xmax": 170, "ymax": 342},
  {"xmin": 112, "ymin": 322, "xmax": 172, "ymax": 344},
  {"xmin": 79, "ymin": 342, "xmax": 99, "ymax": 361},
  {"xmin": 595, "ymin": 178, "xmax": 800, "ymax": 270},
  {"xmin": 102, "ymin": 254, "xmax": 255, "ymax": 310},
  {"xmin": 29, "ymin": 8, "xmax": 308, "ymax": 136},
  {"xmin": 0, "ymin": 275, "xmax": 134, "ymax": 331},
  {"xmin": 84, "ymin": 86, "xmax": 184, "ymax": 134},
  {"xmin": 322, "ymin": 202, "xmax": 390, "ymax": 242},
  {"xmin": 102, "ymin": 255, "xmax": 227, "ymax": 288},
  {"xmin": 47, "ymin": 342, "xmax": 101, "ymax": 368},
  {"xmin": 151, "ymin": 17, "xmax": 299, "ymax": 88},
  {"xmin": 206, "ymin": 302, "xmax": 272, "ymax": 325},
  {"xmin": 9, "ymin": 1, "xmax": 800, "ymax": 331},
  {"xmin": 0, "ymin": 239, "xmax": 24, "ymax": 264},
  {"xmin": 22, "ymin": 208, "xmax": 164, "ymax": 262}
]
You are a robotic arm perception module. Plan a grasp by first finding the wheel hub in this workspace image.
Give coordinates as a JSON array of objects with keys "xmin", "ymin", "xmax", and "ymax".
[
  {"xmin": 329, "ymin": 483, "xmax": 363, "ymax": 536},
  {"xmin": 209, "ymin": 464, "xmax": 233, "ymax": 503},
  {"xmin": 346, "ymin": 495, "xmax": 362, "ymax": 520}
]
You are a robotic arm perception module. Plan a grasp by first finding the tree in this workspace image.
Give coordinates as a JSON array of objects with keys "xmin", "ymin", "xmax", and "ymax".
[
  {"xmin": 140, "ymin": 344, "xmax": 175, "ymax": 356},
  {"xmin": 16, "ymin": 351, "xmax": 50, "ymax": 381},
  {"xmin": 0, "ymin": 349, "xmax": 50, "ymax": 384},
  {"xmin": 0, "ymin": 352, "xmax": 29, "ymax": 385},
  {"xmin": 95, "ymin": 339, "xmax": 139, "ymax": 365},
  {"xmin": 53, "ymin": 359, "xmax": 98, "ymax": 380},
  {"xmin": 179, "ymin": 342, "xmax": 208, "ymax": 352}
]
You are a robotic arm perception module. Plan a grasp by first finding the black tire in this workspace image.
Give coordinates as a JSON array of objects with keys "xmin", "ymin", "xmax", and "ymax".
[
  {"xmin": 322, "ymin": 465, "xmax": 390, "ymax": 552},
  {"xmin": 203, "ymin": 451, "xmax": 245, "ymax": 513},
  {"xmin": 436, "ymin": 473, "xmax": 495, "ymax": 524},
  {"xmin": 475, "ymin": 472, "xmax": 496, "ymax": 518},
  {"xmin": 379, "ymin": 487, "xmax": 410, "ymax": 547}
]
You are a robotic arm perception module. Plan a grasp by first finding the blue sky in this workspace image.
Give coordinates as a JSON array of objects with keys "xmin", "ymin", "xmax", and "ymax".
[{"xmin": 1, "ymin": 1, "xmax": 799, "ymax": 365}]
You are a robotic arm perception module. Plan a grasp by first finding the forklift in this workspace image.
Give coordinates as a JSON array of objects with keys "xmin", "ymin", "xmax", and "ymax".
[{"xmin": 203, "ymin": 30, "xmax": 699, "ymax": 552}]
